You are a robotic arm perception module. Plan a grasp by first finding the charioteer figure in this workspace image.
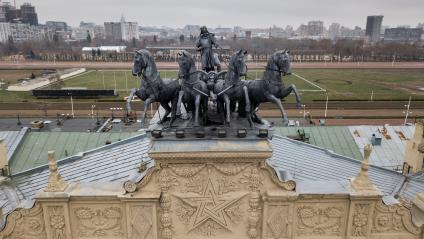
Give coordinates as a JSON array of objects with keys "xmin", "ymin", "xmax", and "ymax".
[{"xmin": 196, "ymin": 26, "xmax": 220, "ymax": 72}]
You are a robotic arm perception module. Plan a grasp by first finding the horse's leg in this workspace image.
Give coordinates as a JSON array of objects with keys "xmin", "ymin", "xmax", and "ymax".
[
  {"xmin": 243, "ymin": 86, "xmax": 253, "ymax": 127},
  {"xmin": 141, "ymin": 97, "xmax": 153, "ymax": 128},
  {"xmin": 176, "ymin": 90, "xmax": 184, "ymax": 116},
  {"xmin": 251, "ymin": 102, "xmax": 262, "ymax": 124},
  {"xmin": 159, "ymin": 102, "xmax": 172, "ymax": 124},
  {"xmin": 194, "ymin": 94, "xmax": 201, "ymax": 127},
  {"xmin": 281, "ymin": 84, "xmax": 302, "ymax": 108},
  {"xmin": 170, "ymin": 96, "xmax": 178, "ymax": 127},
  {"xmin": 223, "ymin": 94, "xmax": 231, "ymax": 125},
  {"xmin": 202, "ymin": 96, "xmax": 208, "ymax": 125},
  {"xmin": 126, "ymin": 88, "xmax": 136, "ymax": 113},
  {"xmin": 266, "ymin": 94, "xmax": 288, "ymax": 125},
  {"xmin": 217, "ymin": 97, "xmax": 225, "ymax": 124}
]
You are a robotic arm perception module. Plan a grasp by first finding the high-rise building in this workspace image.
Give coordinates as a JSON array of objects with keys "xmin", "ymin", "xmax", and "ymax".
[
  {"xmin": 104, "ymin": 22, "xmax": 122, "ymax": 41},
  {"xmin": 20, "ymin": 3, "xmax": 38, "ymax": 25},
  {"xmin": 384, "ymin": 27, "xmax": 423, "ymax": 42},
  {"xmin": 245, "ymin": 30, "xmax": 252, "ymax": 39},
  {"xmin": 307, "ymin": 21, "xmax": 324, "ymax": 36},
  {"xmin": 297, "ymin": 24, "xmax": 308, "ymax": 37},
  {"xmin": 46, "ymin": 21, "xmax": 69, "ymax": 32},
  {"xmin": 0, "ymin": 3, "xmax": 11, "ymax": 22},
  {"xmin": 72, "ymin": 22, "xmax": 105, "ymax": 41},
  {"xmin": 104, "ymin": 17, "xmax": 138, "ymax": 41},
  {"xmin": 0, "ymin": 2, "xmax": 38, "ymax": 25},
  {"xmin": 0, "ymin": 22, "xmax": 44, "ymax": 42},
  {"xmin": 365, "ymin": 15, "xmax": 383, "ymax": 43},
  {"xmin": 328, "ymin": 23, "xmax": 341, "ymax": 39},
  {"xmin": 0, "ymin": 22, "xmax": 11, "ymax": 42}
]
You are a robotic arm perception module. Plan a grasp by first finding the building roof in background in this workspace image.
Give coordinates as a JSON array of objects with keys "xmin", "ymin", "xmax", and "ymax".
[
  {"xmin": 9, "ymin": 131, "xmax": 140, "ymax": 174},
  {"xmin": 348, "ymin": 125, "xmax": 415, "ymax": 171},
  {"xmin": 274, "ymin": 126, "xmax": 363, "ymax": 160}
]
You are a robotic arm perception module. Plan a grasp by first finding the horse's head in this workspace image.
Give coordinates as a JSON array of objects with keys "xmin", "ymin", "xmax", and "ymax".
[
  {"xmin": 132, "ymin": 49, "xmax": 151, "ymax": 77},
  {"xmin": 272, "ymin": 49, "xmax": 292, "ymax": 75},
  {"xmin": 177, "ymin": 50, "xmax": 195, "ymax": 79},
  {"xmin": 229, "ymin": 50, "xmax": 248, "ymax": 77}
]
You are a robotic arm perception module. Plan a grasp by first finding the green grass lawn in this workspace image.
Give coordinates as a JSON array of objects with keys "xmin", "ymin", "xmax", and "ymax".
[{"xmin": 1, "ymin": 68, "xmax": 424, "ymax": 103}]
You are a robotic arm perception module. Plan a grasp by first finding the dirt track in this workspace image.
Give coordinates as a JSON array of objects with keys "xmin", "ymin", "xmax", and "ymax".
[{"xmin": 1, "ymin": 61, "xmax": 424, "ymax": 70}]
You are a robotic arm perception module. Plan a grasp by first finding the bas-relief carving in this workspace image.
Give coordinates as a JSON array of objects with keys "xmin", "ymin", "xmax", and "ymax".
[
  {"xmin": 128, "ymin": 205, "xmax": 155, "ymax": 239},
  {"xmin": 350, "ymin": 203, "xmax": 371, "ymax": 237},
  {"xmin": 264, "ymin": 205, "xmax": 292, "ymax": 239},
  {"xmin": 46, "ymin": 206, "xmax": 66, "ymax": 239},
  {"xmin": 370, "ymin": 201, "xmax": 421, "ymax": 238},
  {"xmin": 173, "ymin": 174, "xmax": 248, "ymax": 238},
  {"xmin": 144, "ymin": 162, "xmax": 273, "ymax": 239},
  {"xmin": 295, "ymin": 202, "xmax": 347, "ymax": 238},
  {"xmin": 0, "ymin": 203, "xmax": 47, "ymax": 239},
  {"xmin": 70, "ymin": 204, "xmax": 124, "ymax": 239}
]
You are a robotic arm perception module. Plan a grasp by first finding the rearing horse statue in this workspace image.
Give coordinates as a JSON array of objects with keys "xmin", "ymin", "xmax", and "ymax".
[
  {"xmin": 246, "ymin": 50, "xmax": 301, "ymax": 125},
  {"xmin": 127, "ymin": 49, "xmax": 179, "ymax": 127}
]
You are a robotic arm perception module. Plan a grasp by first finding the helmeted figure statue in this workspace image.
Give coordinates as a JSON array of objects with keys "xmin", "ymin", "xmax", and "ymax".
[{"xmin": 196, "ymin": 26, "xmax": 219, "ymax": 72}]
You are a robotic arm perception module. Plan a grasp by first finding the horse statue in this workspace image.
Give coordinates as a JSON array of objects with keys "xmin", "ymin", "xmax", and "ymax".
[
  {"xmin": 127, "ymin": 49, "xmax": 179, "ymax": 127},
  {"xmin": 246, "ymin": 49, "xmax": 301, "ymax": 125},
  {"xmin": 213, "ymin": 50, "xmax": 252, "ymax": 126},
  {"xmin": 175, "ymin": 50, "xmax": 209, "ymax": 127}
]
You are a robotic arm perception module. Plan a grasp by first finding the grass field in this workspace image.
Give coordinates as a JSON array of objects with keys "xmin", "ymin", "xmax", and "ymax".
[
  {"xmin": 1, "ymin": 68, "xmax": 424, "ymax": 103},
  {"xmin": 0, "ymin": 69, "xmax": 48, "ymax": 84}
]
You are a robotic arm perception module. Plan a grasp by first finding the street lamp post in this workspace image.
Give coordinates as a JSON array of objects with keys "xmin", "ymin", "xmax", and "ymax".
[
  {"xmin": 324, "ymin": 93, "xmax": 329, "ymax": 119},
  {"xmin": 17, "ymin": 114, "xmax": 22, "ymax": 125},
  {"xmin": 110, "ymin": 107, "xmax": 115, "ymax": 119}
]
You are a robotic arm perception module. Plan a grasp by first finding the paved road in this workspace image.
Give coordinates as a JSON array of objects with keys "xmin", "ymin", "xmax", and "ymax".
[{"xmin": 1, "ymin": 61, "xmax": 424, "ymax": 69}]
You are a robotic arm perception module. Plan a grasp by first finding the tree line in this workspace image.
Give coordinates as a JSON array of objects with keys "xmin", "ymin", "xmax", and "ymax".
[{"xmin": 1, "ymin": 35, "xmax": 423, "ymax": 62}]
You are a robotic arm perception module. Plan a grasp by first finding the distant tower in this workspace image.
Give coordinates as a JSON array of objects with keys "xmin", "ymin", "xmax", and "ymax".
[{"xmin": 366, "ymin": 16, "xmax": 383, "ymax": 43}]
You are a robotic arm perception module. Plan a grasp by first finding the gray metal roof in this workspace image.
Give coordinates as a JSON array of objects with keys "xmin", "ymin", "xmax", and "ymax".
[
  {"xmin": 268, "ymin": 135, "xmax": 405, "ymax": 196},
  {"xmin": 397, "ymin": 172, "xmax": 424, "ymax": 201},
  {"xmin": 348, "ymin": 125, "xmax": 415, "ymax": 171},
  {"xmin": 10, "ymin": 134, "xmax": 150, "ymax": 200},
  {"xmin": 0, "ymin": 127, "xmax": 28, "ymax": 162},
  {"xmin": 0, "ymin": 178, "xmax": 27, "ymax": 229}
]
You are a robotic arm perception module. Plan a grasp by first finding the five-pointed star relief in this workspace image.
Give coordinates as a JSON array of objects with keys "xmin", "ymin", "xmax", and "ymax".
[{"xmin": 177, "ymin": 179, "xmax": 245, "ymax": 231}]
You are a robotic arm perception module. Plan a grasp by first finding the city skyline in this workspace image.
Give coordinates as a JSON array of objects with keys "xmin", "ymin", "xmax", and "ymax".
[{"xmin": 22, "ymin": 0, "xmax": 424, "ymax": 28}]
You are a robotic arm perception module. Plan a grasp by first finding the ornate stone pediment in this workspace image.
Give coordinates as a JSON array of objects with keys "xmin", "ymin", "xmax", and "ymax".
[{"xmin": 2, "ymin": 138, "xmax": 424, "ymax": 239}]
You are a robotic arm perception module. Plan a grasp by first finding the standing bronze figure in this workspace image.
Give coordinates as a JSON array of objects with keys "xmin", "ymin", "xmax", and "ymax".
[{"xmin": 196, "ymin": 26, "xmax": 220, "ymax": 72}]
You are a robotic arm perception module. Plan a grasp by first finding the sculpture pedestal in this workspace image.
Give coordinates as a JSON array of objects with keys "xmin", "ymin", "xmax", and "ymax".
[{"xmin": 126, "ymin": 138, "xmax": 296, "ymax": 239}]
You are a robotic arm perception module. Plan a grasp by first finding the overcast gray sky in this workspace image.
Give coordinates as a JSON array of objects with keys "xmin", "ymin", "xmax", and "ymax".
[{"xmin": 29, "ymin": 0, "xmax": 423, "ymax": 28}]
